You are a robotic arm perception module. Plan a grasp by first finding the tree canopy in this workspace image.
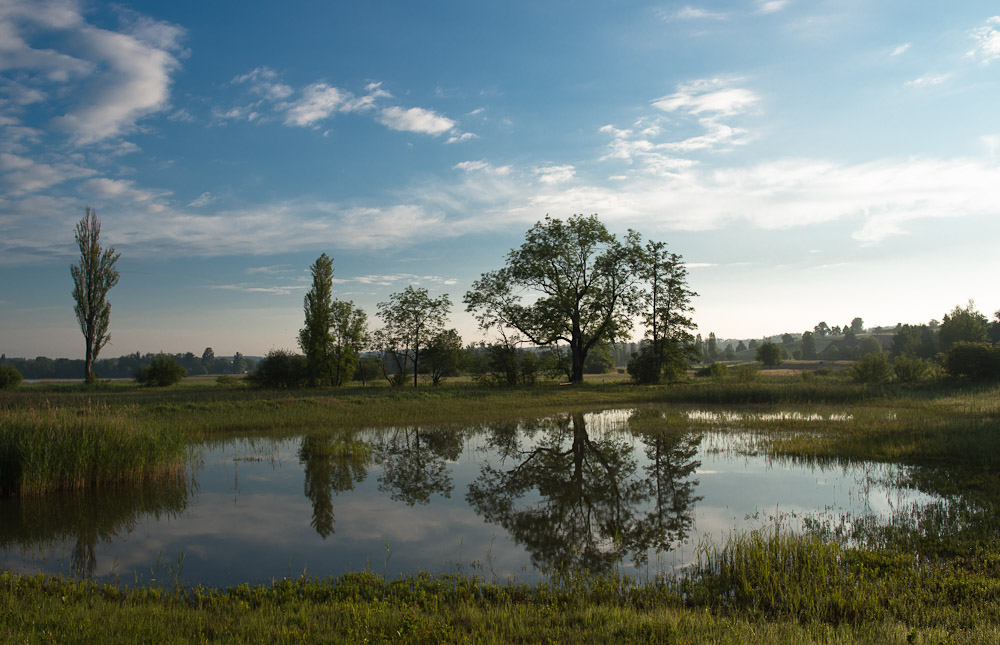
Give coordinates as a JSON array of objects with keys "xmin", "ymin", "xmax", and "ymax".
[
  {"xmin": 465, "ymin": 214, "xmax": 645, "ymax": 384},
  {"xmin": 376, "ymin": 286, "xmax": 451, "ymax": 387}
]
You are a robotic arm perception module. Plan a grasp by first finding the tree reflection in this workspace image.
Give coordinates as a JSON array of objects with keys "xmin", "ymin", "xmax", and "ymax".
[
  {"xmin": 0, "ymin": 477, "xmax": 189, "ymax": 577},
  {"xmin": 631, "ymin": 410, "xmax": 703, "ymax": 555},
  {"xmin": 374, "ymin": 427, "xmax": 463, "ymax": 506},
  {"xmin": 298, "ymin": 433, "xmax": 371, "ymax": 538},
  {"xmin": 468, "ymin": 412, "xmax": 703, "ymax": 574}
]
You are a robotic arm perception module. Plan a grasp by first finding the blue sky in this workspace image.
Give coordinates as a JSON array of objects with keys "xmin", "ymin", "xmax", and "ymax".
[{"xmin": 2, "ymin": 0, "xmax": 999, "ymax": 359}]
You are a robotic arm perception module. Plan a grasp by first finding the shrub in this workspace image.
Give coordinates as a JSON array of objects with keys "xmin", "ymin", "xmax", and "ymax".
[
  {"xmin": 851, "ymin": 353, "xmax": 892, "ymax": 384},
  {"xmin": 892, "ymin": 355, "xmax": 930, "ymax": 383},
  {"xmin": 627, "ymin": 346, "xmax": 662, "ymax": 384},
  {"xmin": 0, "ymin": 363, "xmax": 23, "ymax": 389},
  {"xmin": 248, "ymin": 349, "xmax": 308, "ymax": 388},
  {"xmin": 733, "ymin": 363, "xmax": 758, "ymax": 383},
  {"xmin": 942, "ymin": 342, "xmax": 1000, "ymax": 380},
  {"xmin": 134, "ymin": 355, "xmax": 187, "ymax": 387},
  {"xmin": 216, "ymin": 375, "xmax": 245, "ymax": 387},
  {"xmin": 696, "ymin": 362, "xmax": 729, "ymax": 381}
]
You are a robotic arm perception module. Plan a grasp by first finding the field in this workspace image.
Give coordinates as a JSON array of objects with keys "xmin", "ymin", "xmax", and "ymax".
[{"xmin": 2, "ymin": 371, "xmax": 1000, "ymax": 643}]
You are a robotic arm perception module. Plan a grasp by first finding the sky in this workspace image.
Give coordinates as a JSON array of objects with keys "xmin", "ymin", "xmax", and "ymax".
[{"xmin": 2, "ymin": 0, "xmax": 999, "ymax": 359}]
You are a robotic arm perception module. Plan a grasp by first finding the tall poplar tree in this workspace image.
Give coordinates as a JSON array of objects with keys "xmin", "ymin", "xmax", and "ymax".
[
  {"xmin": 299, "ymin": 253, "xmax": 336, "ymax": 385},
  {"xmin": 70, "ymin": 206, "xmax": 120, "ymax": 382}
]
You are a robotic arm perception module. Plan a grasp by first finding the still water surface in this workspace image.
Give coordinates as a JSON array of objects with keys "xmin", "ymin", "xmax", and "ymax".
[{"xmin": 0, "ymin": 408, "xmax": 938, "ymax": 587}]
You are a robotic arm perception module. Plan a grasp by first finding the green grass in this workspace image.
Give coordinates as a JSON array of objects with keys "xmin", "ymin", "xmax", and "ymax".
[{"xmin": 0, "ymin": 404, "xmax": 185, "ymax": 496}]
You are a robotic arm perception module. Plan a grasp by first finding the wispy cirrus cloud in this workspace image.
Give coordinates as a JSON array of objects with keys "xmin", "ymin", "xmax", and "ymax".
[
  {"xmin": 756, "ymin": 0, "xmax": 791, "ymax": 14},
  {"xmin": 659, "ymin": 6, "xmax": 729, "ymax": 21},
  {"xmin": 377, "ymin": 106, "xmax": 456, "ymax": 136},
  {"xmin": 0, "ymin": 152, "xmax": 96, "ymax": 195}
]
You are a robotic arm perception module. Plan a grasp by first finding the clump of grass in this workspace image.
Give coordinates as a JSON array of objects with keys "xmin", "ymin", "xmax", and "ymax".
[{"xmin": 0, "ymin": 405, "xmax": 184, "ymax": 496}]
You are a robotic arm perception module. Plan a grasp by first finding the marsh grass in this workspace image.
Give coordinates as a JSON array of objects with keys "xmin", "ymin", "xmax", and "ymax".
[{"xmin": 0, "ymin": 405, "xmax": 184, "ymax": 496}]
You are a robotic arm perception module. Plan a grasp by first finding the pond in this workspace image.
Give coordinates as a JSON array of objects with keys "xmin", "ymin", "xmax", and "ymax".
[{"xmin": 0, "ymin": 408, "xmax": 941, "ymax": 588}]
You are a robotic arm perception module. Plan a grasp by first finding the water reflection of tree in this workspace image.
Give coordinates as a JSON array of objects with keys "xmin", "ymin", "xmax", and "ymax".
[
  {"xmin": 374, "ymin": 427, "xmax": 463, "ymax": 506},
  {"xmin": 298, "ymin": 433, "xmax": 371, "ymax": 539},
  {"xmin": 468, "ymin": 412, "xmax": 704, "ymax": 574},
  {"xmin": 0, "ymin": 477, "xmax": 189, "ymax": 577},
  {"xmin": 631, "ymin": 410, "xmax": 703, "ymax": 555},
  {"xmin": 468, "ymin": 413, "xmax": 647, "ymax": 574}
]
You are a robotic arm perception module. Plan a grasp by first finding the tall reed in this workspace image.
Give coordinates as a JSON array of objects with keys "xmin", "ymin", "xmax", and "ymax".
[{"xmin": 0, "ymin": 405, "xmax": 184, "ymax": 496}]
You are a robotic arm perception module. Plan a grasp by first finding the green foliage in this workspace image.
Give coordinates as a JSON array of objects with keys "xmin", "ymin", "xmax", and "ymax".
[
  {"xmin": 939, "ymin": 302, "xmax": 989, "ymax": 351},
  {"xmin": 627, "ymin": 340, "xmax": 691, "ymax": 384},
  {"xmin": 755, "ymin": 341, "xmax": 784, "ymax": 367},
  {"xmin": 851, "ymin": 352, "xmax": 893, "ymax": 384},
  {"xmin": 697, "ymin": 362, "xmax": 729, "ymax": 381},
  {"xmin": 892, "ymin": 355, "xmax": 930, "ymax": 383},
  {"xmin": 733, "ymin": 363, "xmax": 758, "ymax": 383},
  {"xmin": 329, "ymin": 299, "xmax": 368, "ymax": 387},
  {"xmin": 942, "ymin": 342, "xmax": 1000, "ymax": 380},
  {"xmin": 583, "ymin": 343, "xmax": 615, "ymax": 374},
  {"xmin": 891, "ymin": 323, "xmax": 937, "ymax": 359},
  {"xmin": 800, "ymin": 331, "xmax": 817, "ymax": 360},
  {"xmin": 299, "ymin": 253, "xmax": 337, "ymax": 386},
  {"xmin": 626, "ymin": 344, "xmax": 662, "ymax": 384},
  {"xmin": 858, "ymin": 336, "xmax": 883, "ymax": 356},
  {"xmin": 0, "ymin": 363, "xmax": 23, "ymax": 389},
  {"xmin": 421, "ymin": 328, "xmax": 464, "ymax": 385},
  {"xmin": 465, "ymin": 215, "xmax": 644, "ymax": 384},
  {"xmin": 248, "ymin": 349, "xmax": 308, "ymax": 388},
  {"xmin": 376, "ymin": 286, "xmax": 451, "ymax": 387},
  {"xmin": 636, "ymin": 239, "xmax": 698, "ymax": 378},
  {"xmin": 134, "ymin": 354, "xmax": 187, "ymax": 387},
  {"xmin": 70, "ymin": 206, "xmax": 121, "ymax": 382}
]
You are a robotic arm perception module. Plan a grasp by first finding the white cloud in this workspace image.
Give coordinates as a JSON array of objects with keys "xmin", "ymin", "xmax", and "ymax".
[
  {"xmin": 188, "ymin": 192, "xmax": 214, "ymax": 208},
  {"xmin": 246, "ymin": 265, "xmax": 292, "ymax": 275},
  {"xmin": 653, "ymin": 79, "xmax": 759, "ymax": 117},
  {"xmin": 663, "ymin": 6, "xmax": 728, "ymax": 21},
  {"xmin": 756, "ymin": 0, "xmax": 791, "ymax": 14},
  {"xmin": 969, "ymin": 16, "xmax": 1000, "ymax": 62},
  {"xmin": 891, "ymin": 43, "xmax": 911, "ymax": 57},
  {"xmin": 377, "ymin": 106, "xmax": 455, "ymax": 136},
  {"xmin": 232, "ymin": 67, "xmax": 293, "ymax": 100},
  {"xmin": 446, "ymin": 132, "xmax": 478, "ymax": 144},
  {"xmin": 83, "ymin": 177, "xmax": 171, "ymax": 207},
  {"xmin": 0, "ymin": 152, "xmax": 96, "ymax": 195},
  {"xmin": 904, "ymin": 73, "xmax": 951, "ymax": 88},
  {"xmin": 534, "ymin": 164, "xmax": 575, "ymax": 184},
  {"xmin": 454, "ymin": 160, "xmax": 512, "ymax": 175},
  {"xmin": 283, "ymin": 83, "xmax": 347, "ymax": 127}
]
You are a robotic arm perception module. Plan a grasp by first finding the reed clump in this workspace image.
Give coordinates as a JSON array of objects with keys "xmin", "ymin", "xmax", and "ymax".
[{"xmin": 0, "ymin": 405, "xmax": 184, "ymax": 496}]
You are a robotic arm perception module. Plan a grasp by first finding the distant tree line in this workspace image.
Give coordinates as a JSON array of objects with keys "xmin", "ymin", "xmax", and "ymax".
[{"xmin": 1, "ymin": 349, "xmax": 254, "ymax": 381}]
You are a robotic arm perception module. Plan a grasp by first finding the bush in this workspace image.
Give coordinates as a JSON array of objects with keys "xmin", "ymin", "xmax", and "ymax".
[
  {"xmin": 248, "ymin": 349, "xmax": 308, "ymax": 388},
  {"xmin": 0, "ymin": 363, "xmax": 23, "ymax": 389},
  {"xmin": 892, "ymin": 355, "xmax": 930, "ymax": 383},
  {"xmin": 851, "ymin": 353, "xmax": 892, "ymax": 384},
  {"xmin": 942, "ymin": 342, "xmax": 1000, "ymax": 380},
  {"xmin": 216, "ymin": 375, "xmax": 245, "ymax": 387},
  {"xmin": 696, "ymin": 362, "xmax": 729, "ymax": 381},
  {"xmin": 627, "ymin": 346, "xmax": 662, "ymax": 384},
  {"xmin": 134, "ymin": 355, "xmax": 187, "ymax": 386},
  {"xmin": 733, "ymin": 363, "xmax": 758, "ymax": 383}
]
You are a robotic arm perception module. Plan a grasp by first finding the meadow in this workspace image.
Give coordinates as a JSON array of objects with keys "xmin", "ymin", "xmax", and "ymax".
[{"xmin": 1, "ymin": 371, "xmax": 999, "ymax": 643}]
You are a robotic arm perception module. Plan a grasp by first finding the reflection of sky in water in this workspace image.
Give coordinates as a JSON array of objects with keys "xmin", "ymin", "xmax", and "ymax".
[{"xmin": 0, "ymin": 409, "xmax": 939, "ymax": 587}]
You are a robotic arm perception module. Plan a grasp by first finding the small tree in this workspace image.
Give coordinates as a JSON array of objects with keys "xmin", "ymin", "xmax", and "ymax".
[
  {"xmin": 755, "ymin": 341, "xmax": 784, "ymax": 368},
  {"xmin": 938, "ymin": 302, "xmax": 989, "ymax": 351},
  {"xmin": 852, "ymin": 353, "xmax": 892, "ymax": 384},
  {"xmin": 0, "ymin": 363, "xmax": 23, "ymax": 389},
  {"xmin": 330, "ymin": 300, "xmax": 368, "ymax": 386},
  {"xmin": 70, "ymin": 207, "xmax": 121, "ymax": 382},
  {"xmin": 377, "ymin": 286, "xmax": 451, "ymax": 387},
  {"xmin": 249, "ymin": 349, "xmax": 308, "ymax": 388},
  {"xmin": 135, "ymin": 354, "xmax": 187, "ymax": 386},
  {"xmin": 422, "ymin": 328, "xmax": 464, "ymax": 385}
]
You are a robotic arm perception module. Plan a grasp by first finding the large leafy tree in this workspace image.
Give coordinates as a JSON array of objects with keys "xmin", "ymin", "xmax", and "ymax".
[
  {"xmin": 70, "ymin": 207, "xmax": 121, "ymax": 382},
  {"xmin": 299, "ymin": 254, "xmax": 336, "ymax": 385},
  {"xmin": 464, "ymin": 214, "xmax": 642, "ymax": 384},
  {"xmin": 376, "ymin": 286, "xmax": 451, "ymax": 387}
]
